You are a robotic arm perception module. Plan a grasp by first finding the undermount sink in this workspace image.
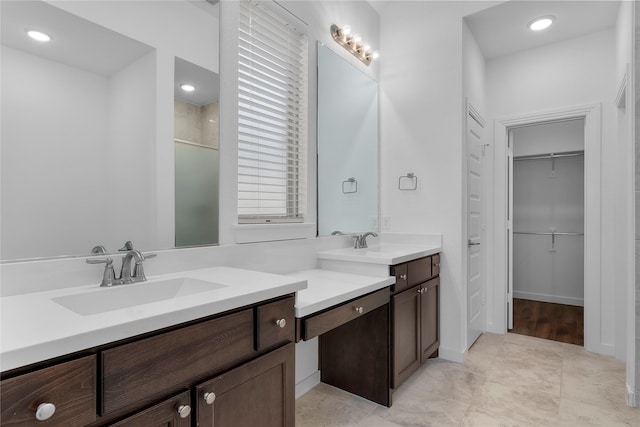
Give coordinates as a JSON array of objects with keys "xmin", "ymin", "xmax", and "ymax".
[{"xmin": 52, "ymin": 277, "xmax": 226, "ymax": 316}]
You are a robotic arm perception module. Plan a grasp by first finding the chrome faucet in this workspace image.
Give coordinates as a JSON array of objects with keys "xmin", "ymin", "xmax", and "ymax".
[
  {"xmin": 353, "ymin": 232, "xmax": 378, "ymax": 249},
  {"xmin": 120, "ymin": 250, "xmax": 146, "ymax": 284},
  {"xmin": 87, "ymin": 248, "xmax": 156, "ymax": 287}
]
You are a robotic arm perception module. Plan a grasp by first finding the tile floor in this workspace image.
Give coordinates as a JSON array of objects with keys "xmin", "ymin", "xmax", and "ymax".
[{"xmin": 295, "ymin": 333, "xmax": 640, "ymax": 426}]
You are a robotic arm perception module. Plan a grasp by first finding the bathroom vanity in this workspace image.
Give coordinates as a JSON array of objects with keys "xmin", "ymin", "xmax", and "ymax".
[{"xmin": 0, "ymin": 268, "xmax": 305, "ymax": 426}]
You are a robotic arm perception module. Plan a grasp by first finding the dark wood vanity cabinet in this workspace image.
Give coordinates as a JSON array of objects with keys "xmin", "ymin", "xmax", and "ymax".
[
  {"xmin": 390, "ymin": 254, "xmax": 440, "ymax": 389},
  {"xmin": 0, "ymin": 295, "xmax": 295, "ymax": 427}
]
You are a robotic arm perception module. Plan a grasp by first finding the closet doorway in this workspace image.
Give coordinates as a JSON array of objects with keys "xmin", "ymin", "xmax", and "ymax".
[{"xmin": 508, "ymin": 119, "xmax": 585, "ymax": 346}]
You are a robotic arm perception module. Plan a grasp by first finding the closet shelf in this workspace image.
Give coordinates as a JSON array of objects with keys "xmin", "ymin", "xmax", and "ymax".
[
  {"xmin": 513, "ymin": 151, "xmax": 583, "ymax": 161},
  {"xmin": 513, "ymin": 231, "xmax": 583, "ymax": 236}
]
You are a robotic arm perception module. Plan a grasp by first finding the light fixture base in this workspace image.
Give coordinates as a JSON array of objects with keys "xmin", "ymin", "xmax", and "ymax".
[{"xmin": 330, "ymin": 24, "xmax": 373, "ymax": 66}]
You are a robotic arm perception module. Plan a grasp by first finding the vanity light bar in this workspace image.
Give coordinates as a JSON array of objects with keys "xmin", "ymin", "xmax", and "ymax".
[{"xmin": 330, "ymin": 24, "xmax": 378, "ymax": 66}]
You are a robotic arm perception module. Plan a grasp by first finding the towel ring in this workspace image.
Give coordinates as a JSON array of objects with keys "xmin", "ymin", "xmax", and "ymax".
[
  {"xmin": 342, "ymin": 177, "xmax": 358, "ymax": 194},
  {"xmin": 398, "ymin": 172, "xmax": 418, "ymax": 190}
]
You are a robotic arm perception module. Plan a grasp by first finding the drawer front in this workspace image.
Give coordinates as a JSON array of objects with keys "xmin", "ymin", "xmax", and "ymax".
[
  {"xmin": 390, "ymin": 263, "xmax": 408, "ymax": 293},
  {"xmin": 431, "ymin": 253, "xmax": 440, "ymax": 277},
  {"xmin": 408, "ymin": 256, "xmax": 431, "ymax": 287},
  {"xmin": 302, "ymin": 289, "xmax": 389, "ymax": 340},
  {"xmin": 101, "ymin": 309, "xmax": 254, "ymax": 416},
  {"xmin": 256, "ymin": 296, "xmax": 295, "ymax": 351},
  {"xmin": 1, "ymin": 355, "xmax": 96, "ymax": 426}
]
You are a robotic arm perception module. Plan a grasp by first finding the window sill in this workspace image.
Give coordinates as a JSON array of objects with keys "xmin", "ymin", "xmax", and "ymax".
[{"xmin": 234, "ymin": 223, "xmax": 317, "ymax": 244}]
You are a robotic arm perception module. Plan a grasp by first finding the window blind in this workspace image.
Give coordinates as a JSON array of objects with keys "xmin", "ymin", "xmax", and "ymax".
[{"xmin": 238, "ymin": 0, "xmax": 307, "ymax": 223}]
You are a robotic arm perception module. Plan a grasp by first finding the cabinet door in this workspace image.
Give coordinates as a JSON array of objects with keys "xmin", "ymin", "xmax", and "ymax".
[
  {"xmin": 391, "ymin": 285, "xmax": 421, "ymax": 389},
  {"xmin": 195, "ymin": 343, "xmax": 294, "ymax": 427},
  {"xmin": 420, "ymin": 277, "xmax": 440, "ymax": 363},
  {"xmin": 108, "ymin": 391, "xmax": 190, "ymax": 427}
]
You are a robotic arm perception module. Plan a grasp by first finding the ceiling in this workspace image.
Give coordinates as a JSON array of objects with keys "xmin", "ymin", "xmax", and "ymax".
[
  {"xmin": 174, "ymin": 57, "xmax": 220, "ymax": 106},
  {"xmin": 1, "ymin": 0, "xmax": 153, "ymax": 76},
  {"xmin": 368, "ymin": 1, "xmax": 620, "ymax": 60},
  {"xmin": 464, "ymin": 1, "xmax": 620, "ymax": 59}
]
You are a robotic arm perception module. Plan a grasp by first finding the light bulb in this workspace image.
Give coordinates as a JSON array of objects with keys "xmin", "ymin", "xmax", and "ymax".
[
  {"xmin": 341, "ymin": 25, "xmax": 352, "ymax": 36},
  {"xmin": 371, "ymin": 51, "xmax": 380, "ymax": 60},
  {"xmin": 26, "ymin": 29, "xmax": 51, "ymax": 42},
  {"xmin": 352, "ymin": 34, "xmax": 362, "ymax": 44},
  {"xmin": 528, "ymin": 16, "xmax": 554, "ymax": 31},
  {"xmin": 363, "ymin": 44, "xmax": 372, "ymax": 53},
  {"xmin": 180, "ymin": 83, "xmax": 196, "ymax": 92}
]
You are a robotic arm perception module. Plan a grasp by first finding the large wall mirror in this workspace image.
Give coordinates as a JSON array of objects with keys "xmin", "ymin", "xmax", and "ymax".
[
  {"xmin": 317, "ymin": 42, "xmax": 379, "ymax": 236},
  {"xmin": 0, "ymin": 0, "xmax": 220, "ymax": 261}
]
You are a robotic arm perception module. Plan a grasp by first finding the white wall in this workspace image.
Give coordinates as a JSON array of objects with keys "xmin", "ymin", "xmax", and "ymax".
[
  {"xmin": 0, "ymin": 46, "xmax": 110, "ymax": 259},
  {"xmin": 614, "ymin": 0, "xmax": 637, "ymax": 405},
  {"xmin": 486, "ymin": 29, "xmax": 620, "ymax": 356},
  {"xmin": 380, "ymin": 1, "xmax": 497, "ymax": 361},
  {"xmin": 512, "ymin": 119, "xmax": 585, "ymax": 156}
]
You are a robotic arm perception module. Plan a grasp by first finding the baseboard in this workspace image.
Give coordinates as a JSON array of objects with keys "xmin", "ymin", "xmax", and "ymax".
[
  {"xmin": 513, "ymin": 291, "xmax": 583, "ymax": 307},
  {"xmin": 626, "ymin": 383, "xmax": 638, "ymax": 407},
  {"xmin": 438, "ymin": 346, "xmax": 464, "ymax": 363},
  {"xmin": 295, "ymin": 370, "xmax": 320, "ymax": 399}
]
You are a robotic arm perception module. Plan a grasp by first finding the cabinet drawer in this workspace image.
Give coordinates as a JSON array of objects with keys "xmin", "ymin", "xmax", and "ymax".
[
  {"xmin": 431, "ymin": 253, "xmax": 440, "ymax": 277},
  {"xmin": 390, "ymin": 263, "xmax": 408, "ymax": 293},
  {"xmin": 256, "ymin": 296, "xmax": 295, "ymax": 351},
  {"xmin": 108, "ymin": 390, "xmax": 191, "ymax": 427},
  {"xmin": 1, "ymin": 355, "xmax": 96, "ymax": 426},
  {"xmin": 302, "ymin": 289, "xmax": 389, "ymax": 340},
  {"xmin": 407, "ymin": 256, "xmax": 432, "ymax": 287},
  {"xmin": 101, "ymin": 309, "xmax": 254, "ymax": 416}
]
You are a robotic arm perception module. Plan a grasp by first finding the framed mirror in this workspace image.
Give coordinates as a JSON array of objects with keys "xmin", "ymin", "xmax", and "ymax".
[
  {"xmin": 0, "ymin": 0, "xmax": 220, "ymax": 261},
  {"xmin": 317, "ymin": 42, "xmax": 379, "ymax": 236}
]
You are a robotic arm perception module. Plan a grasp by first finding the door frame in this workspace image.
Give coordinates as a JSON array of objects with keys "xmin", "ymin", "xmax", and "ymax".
[{"xmin": 490, "ymin": 102, "xmax": 604, "ymax": 354}]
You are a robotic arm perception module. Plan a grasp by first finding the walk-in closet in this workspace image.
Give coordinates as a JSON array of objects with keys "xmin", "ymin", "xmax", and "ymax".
[{"xmin": 510, "ymin": 119, "xmax": 585, "ymax": 346}]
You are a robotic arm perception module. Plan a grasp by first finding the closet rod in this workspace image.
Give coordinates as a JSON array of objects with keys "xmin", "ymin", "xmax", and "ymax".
[
  {"xmin": 513, "ymin": 151, "xmax": 584, "ymax": 162},
  {"xmin": 513, "ymin": 231, "xmax": 584, "ymax": 236}
]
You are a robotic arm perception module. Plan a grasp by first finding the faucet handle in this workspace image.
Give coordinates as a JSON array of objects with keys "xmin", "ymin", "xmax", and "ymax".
[
  {"xmin": 86, "ymin": 257, "xmax": 117, "ymax": 287},
  {"xmin": 132, "ymin": 253, "xmax": 156, "ymax": 281},
  {"xmin": 118, "ymin": 241, "xmax": 134, "ymax": 251}
]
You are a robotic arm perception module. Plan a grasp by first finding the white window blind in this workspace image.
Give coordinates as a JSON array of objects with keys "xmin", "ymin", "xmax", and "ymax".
[{"xmin": 238, "ymin": 0, "xmax": 307, "ymax": 223}]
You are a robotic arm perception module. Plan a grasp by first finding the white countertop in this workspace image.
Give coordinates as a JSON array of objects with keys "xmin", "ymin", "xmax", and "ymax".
[
  {"xmin": 0, "ymin": 267, "xmax": 306, "ymax": 372},
  {"xmin": 317, "ymin": 243, "xmax": 441, "ymax": 265},
  {"xmin": 290, "ymin": 269, "xmax": 395, "ymax": 317}
]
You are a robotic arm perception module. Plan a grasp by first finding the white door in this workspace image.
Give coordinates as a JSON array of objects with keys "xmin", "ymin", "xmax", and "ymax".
[
  {"xmin": 507, "ymin": 130, "xmax": 514, "ymax": 330},
  {"xmin": 466, "ymin": 105, "xmax": 484, "ymax": 348}
]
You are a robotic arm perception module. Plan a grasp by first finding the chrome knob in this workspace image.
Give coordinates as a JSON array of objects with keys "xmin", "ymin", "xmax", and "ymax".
[
  {"xmin": 204, "ymin": 392, "xmax": 216, "ymax": 405},
  {"xmin": 177, "ymin": 404, "xmax": 191, "ymax": 419},
  {"xmin": 400, "ymin": 274, "xmax": 407, "ymax": 280},
  {"xmin": 355, "ymin": 306, "xmax": 364, "ymax": 314},
  {"xmin": 35, "ymin": 403, "xmax": 56, "ymax": 421},
  {"xmin": 276, "ymin": 318, "xmax": 287, "ymax": 328}
]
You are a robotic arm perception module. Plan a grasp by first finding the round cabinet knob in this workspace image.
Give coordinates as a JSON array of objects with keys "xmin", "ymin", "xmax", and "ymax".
[
  {"xmin": 177, "ymin": 404, "xmax": 191, "ymax": 419},
  {"xmin": 354, "ymin": 306, "xmax": 364, "ymax": 314},
  {"xmin": 400, "ymin": 274, "xmax": 407, "ymax": 281},
  {"xmin": 204, "ymin": 392, "xmax": 216, "ymax": 405},
  {"xmin": 35, "ymin": 403, "xmax": 56, "ymax": 421},
  {"xmin": 276, "ymin": 318, "xmax": 287, "ymax": 328}
]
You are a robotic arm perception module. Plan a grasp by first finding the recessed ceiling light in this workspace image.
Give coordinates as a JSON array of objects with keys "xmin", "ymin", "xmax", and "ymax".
[
  {"xmin": 26, "ymin": 29, "xmax": 51, "ymax": 42},
  {"xmin": 180, "ymin": 83, "xmax": 196, "ymax": 92},
  {"xmin": 528, "ymin": 16, "xmax": 554, "ymax": 31}
]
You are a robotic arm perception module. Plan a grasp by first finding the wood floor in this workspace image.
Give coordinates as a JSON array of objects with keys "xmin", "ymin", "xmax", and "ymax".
[{"xmin": 510, "ymin": 298, "xmax": 584, "ymax": 346}]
